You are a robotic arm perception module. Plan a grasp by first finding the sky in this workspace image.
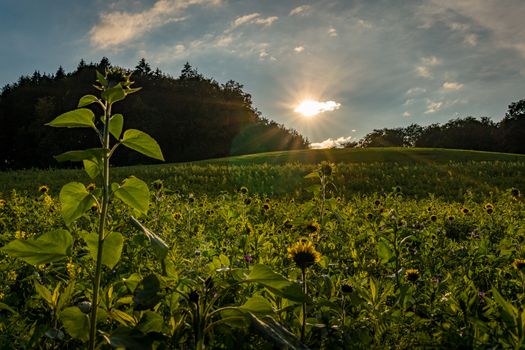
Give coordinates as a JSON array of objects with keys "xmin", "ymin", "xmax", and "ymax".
[{"xmin": 1, "ymin": 0, "xmax": 525, "ymax": 148}]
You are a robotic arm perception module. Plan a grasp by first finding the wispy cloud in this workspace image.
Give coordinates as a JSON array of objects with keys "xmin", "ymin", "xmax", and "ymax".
[
  {"xmin": 328, "ymin": 27, "xmax": 338, "ymax": 37},
  {"xmin": 230, "ymin": 13, "xmax": 278, "ymax": 30},
  {"xmin": 89, "ymin": 0, "xmax": 220, "ymax": 49},
  {"xmin": 416, "ymin": 66, "xmax": 432, "ymax": 78},
  {"xmin": 294, "ymin": 46, "xmax": 305, "ymax": 53},
  {"xmin": 403, "ymin": 111, "xmax": 411, "ymax": 117},
  {"xmin": 425, "ymin": 100, "xmax": 443, "ymax": 114},
  {"xmin": 443, "ymin": 81, "xmax": 464, "ymax": 90},
  {"xmin": 289, "ymin": 5, "xmax": 311, "ymax": 16},
  {"xmin": 310, "ymin": 136, "xmax": 353, "ymax": 149}
]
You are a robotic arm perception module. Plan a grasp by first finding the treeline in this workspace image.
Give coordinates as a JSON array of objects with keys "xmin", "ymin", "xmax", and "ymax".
[
  {"xmin": 0, "ymin": 58, "xmax": 308, "ymax": 170},
  {"xmin": 351, "ymin": 101, "xmax": 525, "ymax": 154}
]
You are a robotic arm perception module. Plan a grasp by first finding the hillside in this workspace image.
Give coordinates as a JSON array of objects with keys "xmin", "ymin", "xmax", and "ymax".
[{"xmin": 1, "ymin": 148, "xmax": 524, "ymax": 199}]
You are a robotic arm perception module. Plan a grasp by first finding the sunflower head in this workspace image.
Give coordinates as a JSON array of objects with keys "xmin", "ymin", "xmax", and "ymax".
[
  {"xmin": 263, "ymin": 203, "xmax": 271, "ymax": 211},
  {"xmin": 239, "ymin": 186, "xmax": 248, "ymax": 195},
  {"xmin": 511, "ymin": 188, "xmax": 521, "ymax": 198},
  {"xmin": 513, "ymin": 258, "xmax": 525, "ymax": 271},
  {"xmin": 305, "ymin": 221, "xmax": 320, "ymax": 234},
  {"xmin": 288, "ymin": 239, "xmax": 321, "ymax": 270},
  {"xmin": 430, "ymin": 215, "xmax": 437, "ymax": 222},
  {"xmin": 0, "ymin": 199, "xmax": 6, "ymax": 207},
  {"xmin": 461, "ymin": 208, "xmax": 469, "ymax": 214},
  {"xmin": 38, "ymin": 185, "xmax": 49, "ymax": 194},
  {"xmin": 86, "ymin": 183, "xmax": 96, "ymax": 192},
  {"xmin": 405, "ymin": 268, "xmax": 420, "ymax": 282}
]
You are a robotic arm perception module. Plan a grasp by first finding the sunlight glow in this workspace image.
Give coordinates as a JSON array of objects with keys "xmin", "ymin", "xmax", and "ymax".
[{"xmin": 294, "ymin": 99, "xmax": 341, "ymax": 117}]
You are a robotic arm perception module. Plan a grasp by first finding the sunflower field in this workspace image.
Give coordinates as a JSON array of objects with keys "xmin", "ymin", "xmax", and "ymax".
[{"xmin": 1, "ymin": 160, "xmax": 525, "ymax": 349}]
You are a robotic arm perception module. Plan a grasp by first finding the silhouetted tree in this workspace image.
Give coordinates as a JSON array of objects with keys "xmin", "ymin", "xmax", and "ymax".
[{"xmin": 500, "ymin": 99, "xmax": 525, "ymax": 153}]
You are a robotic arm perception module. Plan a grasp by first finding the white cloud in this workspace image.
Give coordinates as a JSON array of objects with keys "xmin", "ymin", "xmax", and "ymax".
[
  {"xmin": 423, "ymin": 0, "xmax": 525, "ymax": 57},
  {"xmin": 295, "ymin": 100, "xmax": 341, "ymax": 116},
  {"xmin": 403, "ymin": 112, "xmax": 411, "ymax": 117},
  {"xmin": 294, "ymin": 46, "xmax": 305, "ymax": 53},
  {"xmin": 89, "ymin": 0, "xmax": 220, "ymax": 49},
  {"xmin": 328, "ymin": 27, "xmax": 338, "ymax": 37},
  {"xmin": 215, "ymin": 35, "xmax": 234, "ymax": 47},
  {"xmin": 416, "ymin": 66, "xmax": 432, "ymax": 78},
  {"xmin": 425, "ymin": 100, "xmax": 443, "ymax": 114},
  {"xmin": 310, "ymin": 136, "xmax": 353, "ymax": 149},
  {"xmin": 356, "ymin": 19, "xmax": 373, "ymax": 29},
  {"xmin": 254, "ymin": 16, "xmax": 278, "ymax": 26},
  {"xmin": 232, "ymin": 13, "xmax": 260, "ymax": 28},
  {"xmin": 442, "ymin": 81, "xmax": 464, "ymax": 90},
  {"xmin": 230, "ymin": 13, "xmax": 278, "ymax": 30},
  {"xmin": 406, "ymin": 87, "xmax": 426, "ymax": 96},
  {"xmin": 289, "ymin": 5, "xmax": 311, "ymax": 16},
  {"xmin": 464, "ymin": 33, "xmax": 477, "ymax": 46},
  {"xmin": 421, "ymin": 56, "xmax": 441, "ymax": 66}
]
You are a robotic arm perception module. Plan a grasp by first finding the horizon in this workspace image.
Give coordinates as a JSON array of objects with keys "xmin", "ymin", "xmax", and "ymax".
[{"xmin": 1, "ymin": 0, "xmax": 525, "ymax": 146}]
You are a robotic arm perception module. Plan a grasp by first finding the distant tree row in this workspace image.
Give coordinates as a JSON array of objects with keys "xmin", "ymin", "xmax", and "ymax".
[
  {"xmin": 0, "ymin": 58, "xmax": 308, "ymax": 169},
  {"xmin": 348, "ymin": 102, "xmax": 525, "ymax": 154}
]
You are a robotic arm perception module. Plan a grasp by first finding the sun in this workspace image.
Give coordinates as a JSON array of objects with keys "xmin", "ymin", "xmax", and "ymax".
[
  {"xmin": 294, "ymin": 99, "xmax": 341, "ymax": 117},
  {"xmin": 295, "ymin": 100, "xmax": 321, "ymax": 117}
]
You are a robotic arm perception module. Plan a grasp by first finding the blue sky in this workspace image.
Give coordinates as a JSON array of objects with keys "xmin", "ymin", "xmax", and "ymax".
[{"xmin": 1, "ymin": 0, "xmax": 525, "ymax": 147}]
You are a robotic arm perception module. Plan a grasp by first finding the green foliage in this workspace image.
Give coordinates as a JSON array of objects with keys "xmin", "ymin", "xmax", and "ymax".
[
  {"xmin": 121, "ymin": 129, "xmax": 164, "ymax": 161},
  {"xmin": 46, "ymin": 108, "xmax": 96, "ymax": 129},
  {"xmin": 59, "ymin": 182, "xmax": 96, "ymax": 225},
  {"xmin": 1, "ymin": 229, "xmax": 72, "ymax": 265},
  {"xmin": 112, "ymin": 177, "xmax": 150, "ymax": 215}
]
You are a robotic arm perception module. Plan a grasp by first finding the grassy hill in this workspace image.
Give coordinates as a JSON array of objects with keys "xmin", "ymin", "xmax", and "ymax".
[
  {"xmin": 197, "ymin": 147, "xmax": 525, "ymax": 165},
  {"xmin": 1, "ymin": 148, "xmax": 524, "ymax": 198}
]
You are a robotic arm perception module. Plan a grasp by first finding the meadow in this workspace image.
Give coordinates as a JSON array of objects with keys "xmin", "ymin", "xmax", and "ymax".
[{"xmin": 1, "ymin": 148, "xmax": 525, "ymax": 349}]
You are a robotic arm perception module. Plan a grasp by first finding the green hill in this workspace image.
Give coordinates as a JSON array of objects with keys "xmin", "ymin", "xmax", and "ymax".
[
  {"xmin": 1, "ymin": 148, "xmax": 524, "ymax": 198},
  {"xmin": 197, "ymin": 147, "xmax": 525, "ymax": 165}
]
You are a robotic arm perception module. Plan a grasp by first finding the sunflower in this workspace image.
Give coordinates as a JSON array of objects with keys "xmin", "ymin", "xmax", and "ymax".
[
  {"xmin": 0, "ymin": 199, "xmax": 6, "ymax": 207},
  {"xmin": 239, "ymin": 186, "xmax": 248, "ymax": 195},
  {"xmin": 288, "ymin": 239, "xmax": 321, "ymax": 269},
  {"xmin": 305, "ymin": 221, "xmax": 320, "ymax": 234},
  {"xmin": 512, "ymin": 258, "xmax": 525, "ymax": 271},
  {"xmin": 405, "ymin": 268, "xmax": 420, "ymax": 282},
  {"xmin": 263, "ymin": 203, "xmax": 271, "ymax": 211},
  {"xmin": 38, "ymin": 185, "xmax": 49, "ymax": 194}
]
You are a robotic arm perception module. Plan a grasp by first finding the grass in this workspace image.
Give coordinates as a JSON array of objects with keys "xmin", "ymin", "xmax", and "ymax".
[{"xmin": 1, "ymin": 148, "xmax": 524, "ymax": 199}]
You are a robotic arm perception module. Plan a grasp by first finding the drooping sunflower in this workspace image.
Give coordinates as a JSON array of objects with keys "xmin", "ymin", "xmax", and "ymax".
[
  {"xmin": 512, "ymin": 258, "xmax": 525, "ymax": 271},
  {"xmin": 288, "ymin": 239, "xmax": 321, "ymax": 269},
  {"xmin": 38, "ymin": 185, "xmax": 49, "ymax": 194},
  {"xmin": 86, "ymin": 183, "xmax": 96, "ymax": 191},
  {"xmin": 405, "ymin": 268, "xmax": 420, "ymax": 282}
]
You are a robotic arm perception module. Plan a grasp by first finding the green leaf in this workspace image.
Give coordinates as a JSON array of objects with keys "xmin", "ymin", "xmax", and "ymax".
[
  {"xmin": 96, "ymin": 70, "xmax": 107, "ymax": 86},
  {"xmin": 245, "ymin": 265, "xmax": 292, "ymax": 290},
  {"xmin": 102, "ymin": 83, "xmax": 126, "ymax": 104},
  {"xmin": 46, "ymin": 108, "xmax": 96, "ymax": 129},
  {"xmin": 60, "ymin": 307, "xmax": 89, "ymax": 342},
  {"xmin": 81, "ymin": 231, "xmax": 124, "ymax": 269},
  {"xmin": 244, "ymin": 265, "xmax": 306, "ymax": 302},
  {"xmin": 239, "ymin": 296, "xmax": 274, "ymax": 315},
  {"xmin": 377, "ymin": 237, "xmax": 394, "ymax": 264},
  {"xmin": 137, "ymin": 311, "xmax": 163, "ymax": 334},
  {"xmin": 54, "ymin": 148, "xmax": 105, "ymax": 163},
  {"xmin": 245, "ymin": 313, "xmax": 309, "ymax": 350},
  {"xmin": 133, "ymin": 274, "xmax": 163, "ymax": 311},
  {"xmin": 130, "ymin": 216, "xmax": 169, "ymax": 261},
  {"xmin": 34, "ymin": 282, "xmax": 53, "ymax": 305},
  {"xmin": 109, "ymin": 114, "xmax": 124, "ymax": 140},
  {"xmin": 60, "ymin": 182, "xmax": 96, "ymax": 225},
  {"xmin": 108, "ymin": 327, "xmax": 162, "ymax": 350},
  {"xmin": 0, "ymin": 229, "xmax": 72, "ymax": 265},
  {"xmin": 78, "ymin": 94, "xmax": 100, "ymax": 108},
  {"xmin": 0, "ymin": 302, "xmax": 17, "ymax": 314},
  {"xmin": 113, "ymin": 177, "xmax": 150, "ymax": 214},
  {"xmin": 122, "ymin": 129, "xmax": 164, "ymax": 161},
  {"xmin": 84, "ymin": 158, "xmax": 103, "ymax": 179}
]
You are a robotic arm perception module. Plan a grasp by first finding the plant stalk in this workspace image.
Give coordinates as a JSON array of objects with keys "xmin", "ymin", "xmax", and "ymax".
[
  {"xmin": 301, "ymin": 268, "xmax": 307, "ymax": 342},
  {"xmin": 88, "ymin": 103, "xmax": 111, "ymax": 350}
]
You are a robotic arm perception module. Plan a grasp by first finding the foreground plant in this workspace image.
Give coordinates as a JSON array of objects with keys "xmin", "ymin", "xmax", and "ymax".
[
  {"xmin": 288, "ymin": 238, "xmax": 321, "ymax": 341},
  {"xmin": 2, "ymin": 68, "xmax": 165, "ymax": 349}
]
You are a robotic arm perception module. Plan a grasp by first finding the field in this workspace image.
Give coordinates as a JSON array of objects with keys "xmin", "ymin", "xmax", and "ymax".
[{"xmin": 1, "ymin": 148, "xmax": 525, "ymax": 349}]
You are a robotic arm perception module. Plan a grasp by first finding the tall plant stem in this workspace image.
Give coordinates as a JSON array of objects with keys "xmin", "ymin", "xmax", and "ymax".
[
  {"xmin": 88, "ymin": 103, "xmax": 111, "ymax": 350},
  {"xmin": 301, "ymin": 268, "xmax": 307, "ymax": 342}
]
